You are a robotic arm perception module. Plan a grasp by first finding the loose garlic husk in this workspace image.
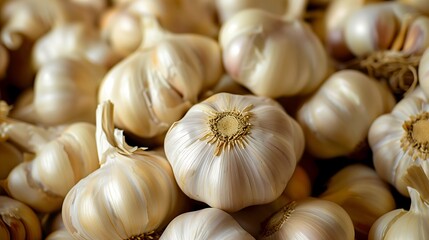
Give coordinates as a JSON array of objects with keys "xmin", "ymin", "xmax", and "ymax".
[
  {"xmin": 0, "ymin": 0, "xmax": 95, "ymax": 50},
  {"xmin": 220, "ymin": 9, "xmax": 329, "ymax": 98},
  {"xmin": 164, "ymin": 92, "xmax": 305, "ymax": 212},
  {"xmin": 0, "ymin": 196, "xmax": 42, "ymax": 240},
  {"xmin": 62, "ymin": 100, "xmax": 187, "ymax": 240},
  {"xmin": 0, "ymin": 141, "xmax": 23, "ymax": 180},
  {"xmin": 160, "ymin": 208, "xmax": 255, "ymax": 240},
  {"xmin": 369, "ymin": 165, "xmax": 429, "ymax": 240},
  {"xmin": 32, "ymin": 23, "xmax": 120, "ymax": 70},
  {"xmin": 1, "ymin": 115, "xmax": 99, "ymax": 212},
  {"xmin": 259, "ymin": 198, "xmax": 355, "ymax": 240},
  {"xmin": 319, "ymin": 164, "xmax": 396, "ymax": 238},
  {"xmin": 368, "ymin": 95, "xmax": 429, "ymax": 196},
  {"xmin": 215, "ymin": 0, "xmax": 308, "ymax": 24},
  {"xmin": 98, "ymin": 28, "xmax": 222, "ymax": 139},
  {"xmin": 296, "ymin": 69, "xmax": 395, "ymax": 158},
  {"xmin": 10, "ymin": 57, "xmax": 105, "ymax": 126}
]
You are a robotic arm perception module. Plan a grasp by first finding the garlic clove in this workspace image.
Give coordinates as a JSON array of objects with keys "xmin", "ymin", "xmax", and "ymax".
[{"xmin": 160, "ymin": 208, "xmax": 255, "ymax": 240}]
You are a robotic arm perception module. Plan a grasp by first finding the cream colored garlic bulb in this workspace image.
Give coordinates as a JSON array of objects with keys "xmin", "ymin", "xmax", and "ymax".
[
  {"xmin": 98, "ymin": 33, "xmax": 222, "ymax": 139},
  {"xmin": 0, "ymin": 196, "xmax": 42, "ymax": 240},
  {"xmin": 368, "ymin": 95, "xmax": 429, "ymax": 196},
  {"xmin": 296, "ymin": 69, "xmax": 395, "ymax": 158},
  {"xmin": 0, "ymin": 141, "xmax": 22, "ymax": 179},
  {"xmin": 32, "ymin": 23, "xmax": 120, "ymax": 70},
  {"xmin": 160, "ymin": 208, "xmax": 255, "ymax": 240},
  {"xmin": 320, "ymin": 164, "xmax": 396, "ymax": 238},
  {"xmin": 11, "ymin": 57, "xmax": 105, "ymax": 125},
  {"xmin": 0, "ymin": 0, "xmax": 95, "ymax": 50},
  {"xmin": 164, "ymin": 92, "xmax": 305, "ymax": 212},
  {"xmin": 62, "ymin": 100, "xmax": 187, "ymax": 240},
  {"xmin": 260, "ymin": 198, "xmax": 355, "ymax": 240},
  {"xmin": 215, "ymin": 0, "xmax": 308, "ymax": 23},
  {"xmin": 220, "ymin": 9, "xmax": 329, "ymax": 98},
  {"xmin": 1, "ymin": 117, "xmax": 99, "ymax": 212},
  {"xmin": 369, "ymin": 165, "xmax": 429, "ymax": 240}
]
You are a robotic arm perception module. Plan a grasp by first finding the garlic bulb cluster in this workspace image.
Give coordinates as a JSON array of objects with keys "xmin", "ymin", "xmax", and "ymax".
[
  {"xmin": 11, "ymin": 57, "xmax": 105, "ymax": 125},
  {"xmin": 164, "ymin": 92, "xmax": 305, "ymax": 212},
  {"xmin": 368, "ymin": 95, "xmax": 429, "ymax": 196},
  {"xmin": 369, "ymin": 165, "xmax": 429, "ymax": 240},
  {"xmin": 297, "ymin": 69, "xmax": 395, "ymax": 158},
  {"xmin": 0, "ymin": 141, "xmax": 22, "ymax": 180},
  {"xmin": 260, "ymin": 198, "xmax": 355, "ymax": 240},
  {"xmin": 0, "ymin": 196, "xmax": 42, "ymax": 240},
  {"xmin": 320, "ymin": 164, "xmax": 396, "ymax": 238},
  {"xmin": 160, "ymin": 208, "xmax": 255, "ymax": 240},
  {"xmin": 0, "ymin": 0, "xmax": 95, "ymax": 50},
  {"xmin": 220, "ymin": 9, "xmax": 329, "ymax": 98},
  {"xmin": 215, "ymin": 0, "xmax": 308, "ymax": 24},
  {"xmin": 32, "ymin": 23, "xmax": 120, "ymax": 70},
  {"xmin": 62, "ymin": 101, "xmax": 187, "ymax": 240},
  {"xmin": 1, "ymin": 117, "xmax": 99, "ymax": 212},
  {"xmin": 98, "ymin": 32, "xmax": 222, "ymax": 139}
]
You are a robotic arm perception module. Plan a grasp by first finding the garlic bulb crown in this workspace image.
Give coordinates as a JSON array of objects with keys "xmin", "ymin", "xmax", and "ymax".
[
  {"xmin": 164, "ymin": 92, "xmax": 305, "ymax": 212},
  {"xmin": 62, "ymin": 101, "xmax": 187, "ymax": 240},
  {"xmin": 220, "ymin": 9, "xmax": 329, "ymax": 98}
]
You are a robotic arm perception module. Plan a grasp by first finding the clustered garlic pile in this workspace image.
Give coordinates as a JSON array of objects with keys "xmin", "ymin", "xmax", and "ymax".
[{"xmin": 3, "ymin": 0, "xmax": 429, "ymax": 240}]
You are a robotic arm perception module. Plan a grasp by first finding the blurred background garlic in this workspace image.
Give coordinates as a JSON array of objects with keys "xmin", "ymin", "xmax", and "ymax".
[
  {"xmin": 418, "ymin": 47, "xmax": 429, "ymax": 98},
  {"xmin": 164, "ymin": 92, "xmax": 305, "ymax": 212},
  {"xmin": 1, "ymin": 115, "xmax": 99, "ymax": 212},
  {"xmin": 0, "ymin": 141, "xmax": 22, "ymax": 180},
  {"xmin": 215, "ymin": 0, "xmax": 308, "ymax": 24},
  {"xmin": 62, "ymin": 101, "xmax": 188, "ymax": 240},
  {"xmin": 44, "ymin": 212, "xmax": 74, "ymax": 240},
  {"xmin": 398, "ymin": 0, "xmax": 429, "ymax": 15},
  {"xmin": 369, "ymin": 165, "xmax": 429, "ymax": 240},
  {"xmin": 260, "ymin": 198, "xmax": 355, "ymax": 240},
  {"xmin": 368, "ymin": 95, "xmax": 429, "ymax": 197},
  {"xmin": 98, "ymin": 28, "xmax": 222, "ymax": 140},
  {"xmin": 0, "ymin": 196, "xmax": 42, "ymax": 240},
  {"xmin": 282, "ymin": 165, "xmax": 312, "ymax": 201},
  {"xmin": 160, "ymin": 208, "xmax": 255, "ymax": 240},
  {"xmin": 319, "ymin": 164, "xmax": 396, "ymax": 239},
  {"xmin": 296, "ymin": 69, "xmax": 395, "ymax": 159},
  {"xmin": 220, "ymin": 9, "xmax": 330, "ymax": 98},
  {"xmin": 10, "ymin": 57, "xmax": 105, "ymax": 126}
]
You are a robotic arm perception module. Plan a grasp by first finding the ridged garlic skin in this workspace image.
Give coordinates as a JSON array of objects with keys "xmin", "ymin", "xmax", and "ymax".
[
  {"xmin": 220, "ymin": 9, "xmax": 329, "ymax": 98},
  {"xmin": 160, "ymin": 208, "xmax": 255, "ymax": 240},
  {"xmin": 296, "ymin": 70, "xmax": 395, "ymax": 158},
  {"xmin": 368, "ymin": 96, "xmax": 429, "ymax": 196},
  {"xmin": 98, "ymin": 35, "xmax": 222, "ymax": 139},
  {"xmin": 164, "ymin": 92, "xmax": 305, "ymax": 212},
  {"xmin": 62, "ymin": 101, "xmax": 186, "ymax": 240}
]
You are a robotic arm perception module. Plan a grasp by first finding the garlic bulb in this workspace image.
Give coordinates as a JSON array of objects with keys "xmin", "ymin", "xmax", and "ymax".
[
  {"xmin": 0, "ymin": 0, "xmax": 95, "ymax": 50},
  {"xmin": 0, "ymin": 196, "xmax": 42, "ymax": 240},
  {"xmin": 1, "ymin": 117, "xmax": 99, "ymax": 212},
  {"xmin": 98, "ymin": 33, "xmax": 222, "ymax": 139},
  {"xmin": 220, "ymin": 9, "xmax": 329, "ymax": 98},
  {"xmin": 399, "ymin": 0, "xmax": 429, "ymax": 15},
  {"xmin": 62, "ymin": 100, "xmax": 187, "ymax": 240},
  {"xmin": 320, "ymin": 164, "xmax": 396, "ymax": 238},
  {"xmin": 160, "ymin": 208, "xmax": 255, "ymax": 240},
  {"xmin": 369, "ymin": 165, "xmax": 429, "ymax": 240},
  {"xmin": 11, "ymin": 57, "xmax": 105, "ymax": 125},
  {"xmin": 296, "ymin": 69, "xmax": 395, "ymax": 158},
  {"xmin": 0, "ymin": 141, "xmax": 23, "ymax": 179},
  {"xmin": 368, "ymin": 94, "xmax": 429, "ymax": 196},
  {"xmin": 215, "ymin": 0, "xmax": 308, "ymax": 24},
  {"xmin": 164, "ymin": 92, "xmax": 305, "ymax": 212},
  {"xmin": 260, "ymin": 198, "xmax": 355, "ymax": 240},
  {"xmin": 32, "ymin": 23, "xmax": 120, "ymax": 70}
]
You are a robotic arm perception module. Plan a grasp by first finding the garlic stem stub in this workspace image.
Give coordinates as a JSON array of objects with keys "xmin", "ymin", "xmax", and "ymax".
[{"xmin": 164, "ymin": 92, "xmax": 305, "ymax": 212}]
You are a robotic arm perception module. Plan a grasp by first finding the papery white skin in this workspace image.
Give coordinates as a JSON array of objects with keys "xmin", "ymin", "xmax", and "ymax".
[
  {"xmin": 297, "ymin": 69, "xmax": 395, "ymax": 158},
  {"xmin": 98, "ymin": 34, "xmax": 222, "ymax": 139},
  {"xmin": 164, "ymin": 92, "xmax": 305, "ymax": 212},
  {"xmin": 220, "ymin": 9, "xmax": 329, "ymax": 98},
  {"xmin": 260, "ymin": 198, "xmax": 355, "ymax": 240},
  {"xmin": 368, "ymin": 96, "xmax": 429, "ymax": 196},
  {"xmin": 160, "ymin": 208, "xmax": 255, "ymax": 240},
  {"xmin": 0, "ymin": 196, "xmax": 42, "ymax": 240},
  {"xmin": 62, "ymin": 101, "xmax": 187, "ymax": 240}
]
